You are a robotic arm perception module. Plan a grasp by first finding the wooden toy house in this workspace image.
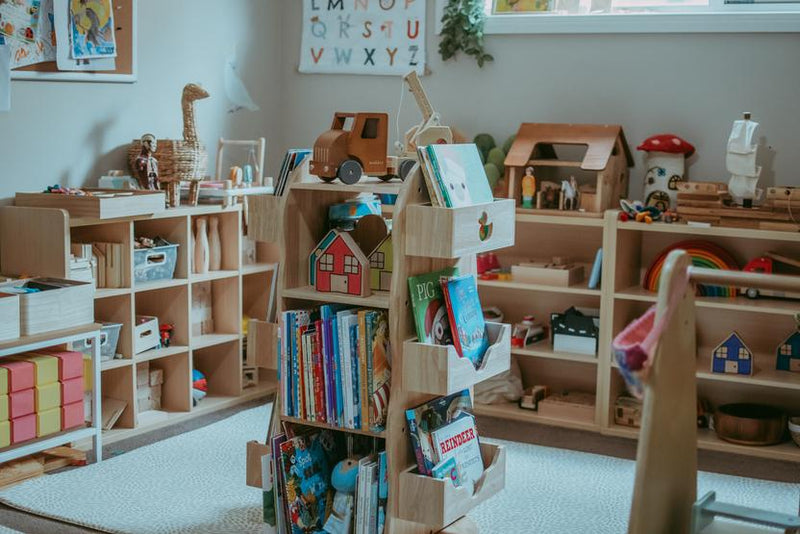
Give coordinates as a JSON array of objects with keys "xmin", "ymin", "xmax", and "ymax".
[
  {"xmin": 368, "ymin": 234, "xmax": 393, "ymax": 292},
  {"xmin": 711, "ymin": 332, "xmax": 753, "ymax": 375},
  {"xmin": 311, "ymin": 230, "xmax": 370, "ymax": 297},
  {"xmin": 776, "ymin": 330, "xmax": 800, "ymax": 372},
  {"xmin": 309, "ymin": 229, "xmax": 338, "ymax": 286},
  {"xmin": 503, "ymin": 123, "xmax": 633, "ymax": 214}
]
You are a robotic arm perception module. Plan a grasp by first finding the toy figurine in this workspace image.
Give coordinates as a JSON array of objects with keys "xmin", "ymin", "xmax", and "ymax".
[
  {"xmin": 521, "ymin": 166, "xmax": 536, "ymax": 209},
  {"xmin": 134, "ymin": 133, "xmax": 159, "ymax": 190},
  {"xmin": 637, "ymin": 134, "xmax": 695, "ymax": 210},
  {"xmin": 561, "ymin": 176, "xmax": 579, "ymax": 211},
  {"xmin": 538, "ymin": 181, "xmax": 560, "ymax": 210},
  {"xmin": 159, "ymin": 323, "xmax": 174, "ymax": 348},
  {"xmin": 511, "ymin": 315, "xmax": 546, "ymax": 348},
  {"xmin": 477, "ymin": 253, "xmax": 500, "ymax": 275},
  {"xmin": 323, "ymin": 458, "xmax": 359, "ymax": 534}
]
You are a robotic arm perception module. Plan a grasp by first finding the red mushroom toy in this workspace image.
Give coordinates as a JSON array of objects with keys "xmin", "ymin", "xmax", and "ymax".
[{"xmin": 637, "ymin": 134, "xmax": 695, "ymax": 211}]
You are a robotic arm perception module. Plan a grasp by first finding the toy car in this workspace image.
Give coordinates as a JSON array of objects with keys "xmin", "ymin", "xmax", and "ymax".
[
  {"xmin": 741, "ymin": 252, "xmax": 800, "ymax": 300},
  {"xmin": 511, "ymin": 315, "xmax": 546, "ymax": 348}
]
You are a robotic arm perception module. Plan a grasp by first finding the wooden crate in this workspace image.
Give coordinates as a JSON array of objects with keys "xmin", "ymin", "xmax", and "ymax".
[
  {"xmin": 538, "ymin": 391, "xmax": 596, "ymax": 422},
  {"xmin": 0, "ymin": 293, "xmax": 20, "ymax": 342},
  {"xmin": 405, "ymin": 199, "xmax": 515, "ymax": 259},
  {"xmin": 247, "ymin": 195, "xmax": 283, "ymax": 243},
  {"xmin": 247, "ymin": 320, "xmax": 278, "ymax": 370},
  {"xmin": 8, "ymin": 279, "xmax": 93, "ymax": 336},
  {"xmin": 511, "ymin": 262, "xmax": 585, "ymax": 287},
  {"xmin": 397, "ymin": 442, "xmax": 506, "ymax": 529},
  {"xmin": 402, "ymin": 323, "xmax": 510, "ymax": 396},
  {"xmin": 15, "ymin": 190, "xmax": 165, "ymax": 220}
]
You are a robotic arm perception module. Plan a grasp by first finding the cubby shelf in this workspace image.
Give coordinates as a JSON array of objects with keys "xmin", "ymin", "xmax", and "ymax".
[
  {"xmin": 281, "ymin": 416, "xmax": 386, "ymax": 439},
  {"xmin": 191, "ymin": 333, "xmax": 239, "ymax": 350},
  {"xmin": 190, "ymin": 270, "xmax": 239, "ymax": 283},
  {"xmin": 282, "ymin": 286, "xmax": 390, "ymax": 309},
  {"xmin": 134, "ymin": 345, "xmax": 189, "ymax": 363},
  {"xmin": 241, "ymin": 263, "xmax": 277, "ymax": 276},
  {"xmin": 473, "ymin": 403, "xmax": 599, "ymax": 432},
  {"xmin": 101, "ymin": 359, "xmax": 132, "ymax": 372},
  {"xmin": 134, "ymin": 279, "xmax": 189, "ymax": 293},
  {"xmin": 478, "ymin": 279, "xmax": 601, "ymax": 297},
  {"xmin": 512, "ymin": 342, "xmax": 598, "ymax": 364},
  {"xmin": 95, "ymin": 288, "xmax": 131, "ymax": 299}
]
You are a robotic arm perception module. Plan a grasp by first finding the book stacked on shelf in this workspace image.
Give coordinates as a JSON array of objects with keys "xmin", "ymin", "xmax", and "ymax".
[
  {"xmin": 275, "ymin": 148, "xmax": 311, "ymax": 196},
  {"xmin": 269, "ymin": 429, "xmax": 387, "ymax": 534},
  {"xmin": 279, "ymin": 304, "xmax": 391, "ymax": 434},
  {"xmin": 406, "ymin": 390, "xmax": 485, "ymax": 489},
  {"xmin": 409, "ymin": 269, "xmax": 490, "ymax": 368},
  {"xmin": 417, "ymin": 143, "xmax": 494, "ymax": 208}
]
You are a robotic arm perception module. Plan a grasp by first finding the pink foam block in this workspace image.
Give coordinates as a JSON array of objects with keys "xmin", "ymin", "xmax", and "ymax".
[
  {"xmin": 60, "ymin": 377, "xmax": 83, "ymax": 406},
  {"xmin": 9, "ymin": 388, "xmax": 35, "ymax": 419},
  {"xmin": 0, "ymin": 361, "xmax": 35, "ymax": 392},
  {"xmin": 61, "ymin": 401, "xmax": 84, "ymax": 430},
  {"xmin": 36, "ymin": 350, "xmax": 84, "ymax": 381},
  {"xmin": 11, "ymin": 413, "xmax": 36, "ymax": 444}
]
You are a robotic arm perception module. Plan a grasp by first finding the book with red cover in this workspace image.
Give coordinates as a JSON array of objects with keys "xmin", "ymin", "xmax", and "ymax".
[{"xmin": 313, "ymin": 322, "xmax": 326, "ymax": 423}]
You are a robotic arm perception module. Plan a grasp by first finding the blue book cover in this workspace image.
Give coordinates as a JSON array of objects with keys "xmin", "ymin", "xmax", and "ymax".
[
  {"xmin": 330, "ymin": 314, "xmax": 342, "ymax": 427},
  {"xmin": 377, "ymin": 451, "xmax": 388, "ymax": 533},
  {"xmin": 427, "ymin": 144, "xmax": 494, "ymax": 207},
  {"xmin": 349, "ymin": 323, "xmax": 361, "ymax": 430},
  {"xmin": 444, "ymin": 275, "xmax": 489, "ymax": 367}
]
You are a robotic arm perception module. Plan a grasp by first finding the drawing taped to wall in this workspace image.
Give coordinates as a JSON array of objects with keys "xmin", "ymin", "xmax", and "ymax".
[{"xmin": 299, "ymin": 0, "xmax": 425, "ymax": 75}]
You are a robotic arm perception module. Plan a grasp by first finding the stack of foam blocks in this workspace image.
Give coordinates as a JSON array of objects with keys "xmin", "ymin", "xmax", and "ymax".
[
  {"xmin": 0, "ymin": 350, "xmax": 85, "ymax": 448},
  {"xmin": 136, "ymin": 362, "xmax": 163, "ymax": 412}
]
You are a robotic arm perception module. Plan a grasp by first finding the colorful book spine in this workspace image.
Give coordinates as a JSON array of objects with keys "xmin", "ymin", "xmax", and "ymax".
[
  {"xmin": 313, "ymin": 324, "xmax": 326, "ymax": 423},
  {"xmin": 350, "ymin": 323, "xmax": 360, "ymax": 430},
  {"xmin": 365, "ymin": 311, "xmax": 376, "ymax": 431},
  {"xmin": 405, "ymin": 408, "xmax": 430, "ymax": 476},
  {"xmin": 377, "ymin": 451, "xmax": 387, "ymax": 534},
  {"xmin": 331, "ymin": 314, "xmax": 344, "ymax": 427},
  {"xmin": 358, "ymin": 311, "xmax": 369, "ymax": 431}
]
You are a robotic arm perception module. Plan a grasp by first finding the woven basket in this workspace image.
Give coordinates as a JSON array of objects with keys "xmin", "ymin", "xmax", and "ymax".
[{"xmin": 128, "ymin": 140, "xmax": 208, "ymax": 182}]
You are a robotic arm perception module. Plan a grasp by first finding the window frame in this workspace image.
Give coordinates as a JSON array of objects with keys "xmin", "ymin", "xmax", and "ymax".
[{"xmin": 434, "ymin": 0, "xmax": 800, "ymax": 34}]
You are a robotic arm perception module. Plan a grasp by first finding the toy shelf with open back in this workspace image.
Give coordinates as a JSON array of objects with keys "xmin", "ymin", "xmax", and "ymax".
[
  {"xmin": 471, "ymin": 204, "xmax": 800, "ymax": 463},
  {"xmin": 269, "ymin": 159, "xmax": 513, "ymax": 533},
  {"xmin": 0, "ymin": 204, "xmax": 279, "ymax": 445}
]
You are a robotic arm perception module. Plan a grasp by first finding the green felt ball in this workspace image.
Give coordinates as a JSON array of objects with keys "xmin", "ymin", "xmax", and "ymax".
[
  {"xmin": 484, "ymin": 163, "xmax": 501, "ymax": 190},
  {"xmin": 473, "ymin": 134, "xmax": 496, "ymax": 161},
  {"xmin": 487, "ymin": 147, "xmax": 506, "ymax": 174},
  {"xmin": 502, "ymin": 134, "xmax": 516, "ymax": 155}
]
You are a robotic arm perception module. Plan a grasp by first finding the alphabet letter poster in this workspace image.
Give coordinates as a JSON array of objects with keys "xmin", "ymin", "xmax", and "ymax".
[{"xmin": 300, "ymin": 0, "xmax": 426, "ymax": 75}]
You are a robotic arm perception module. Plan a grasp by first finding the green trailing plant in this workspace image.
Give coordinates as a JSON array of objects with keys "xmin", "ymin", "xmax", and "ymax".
[{"xmin": 439, "ymin": 0, "xmax": 494, "ymax": 68}]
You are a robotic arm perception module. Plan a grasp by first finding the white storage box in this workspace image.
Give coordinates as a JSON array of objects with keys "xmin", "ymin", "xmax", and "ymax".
[
  {"xmin": 134, "ymin": 316, "xmax": 161, "ymax": 354},
  {"xmin": 73, "ymin": 322, "xmax": 122, "ymax": 361},
  {"xmin": 2, "ymin": 278, "xmax": 93, "ymax": 336},
  {"xmin": 133, "ymin": 244, "xmax": 179, "ymax": 284}
]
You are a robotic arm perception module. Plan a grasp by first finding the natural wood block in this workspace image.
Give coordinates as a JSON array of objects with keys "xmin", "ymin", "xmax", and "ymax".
[
  {"xmin": 511, "ymin": 262, "xmax": 584, "ymax": 287},
  {"xmin": 0, "ymin": 455, "xmax": 43, "ymax": 487},
  {"xmin": 247, "ymin": 320, "xmax": 278, "ymax": 370},
  {"xmin": 402, "ymin": 323, "xmax": 511, "ymax": 396},
  {"xmin": 676, "ymin": 182, "xmax": 727, "ymax": 194},
  {"xmin": 34, "ymin": 382, "xmax": 61, "ymax": 412},
  {"xmin": 15, "ymin": 190, "xmax": 166, "ymax": 220},
  {"xmin": 0, "ymin": 294, "xmax": 20, "ymax": 342},
  {"xmin": 405, "ymin": 199, "xmax": 515, "ymax": 259},
  {"xmin": 397, "ymin": 442, "xmax": 506, "ymax": 529}
]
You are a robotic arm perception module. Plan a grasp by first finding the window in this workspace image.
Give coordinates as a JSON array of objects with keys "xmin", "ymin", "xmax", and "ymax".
[
  {"xmin": 716, "ymin": 346, "xmax": 727, "ymax": 357},
  {"xmin": 320, "ymin": 253, "xmax": 334, "ymax": 272},
  {"xmin": 361, "ymin": 118, "xmax": 379, "ymax": 140},
  {"xmin": 344, "ymin": 255, "xmax": 360, "ymax": 275},
  {"xmin": 371, "ymin": 252, "xmax": 385, "ymax": 270},
  {"xmin": 434, "ymin": 0, "xmax": 800, "ymax": 34},
  {"xmin": 738, "ymin": 347, "xmax": 750, "ymax": 359},
  {"xmin": 780, "ymin": 344, "xmax": 792, "ymax": 356}
]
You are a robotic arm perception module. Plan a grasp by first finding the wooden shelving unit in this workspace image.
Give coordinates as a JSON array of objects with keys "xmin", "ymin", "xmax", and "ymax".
[
  {"xmin": 475, "ymin": 208, "xmax": 800, "ymax": 463},
  {"xmin": 271, "ymin": 161, "xmax": 511, "ymax": 533},
  {"xmin": 2, "ymin": 204, "xmax": 280, "ymax": 444}
]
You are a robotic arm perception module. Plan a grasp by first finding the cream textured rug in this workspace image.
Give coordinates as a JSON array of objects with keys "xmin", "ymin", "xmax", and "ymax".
[{"xmin": 0, "ymin": 403, "xmax": 797, "ymax": 533}]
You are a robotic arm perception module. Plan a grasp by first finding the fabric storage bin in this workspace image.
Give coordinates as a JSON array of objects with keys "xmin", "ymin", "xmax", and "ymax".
[
  {"xmin": 17, "ymin": 354, "xmax": 59, "ymax": 386},
  {"xmin": 2, "ymin": 278, "xmax": 93, "ymax": 336},
  {"xmin": 133, "ymin": 243, "xmax": 179, "ymax": 283},
  {"xmin": 0, "ymin": 420, "xmax": 8, "ymax": 448},
  {"xmin": 61, "ymin": 377, "xmax": 83, "ymax": 406},
  {"xmin": 61, "ymin": 401, "xmax": 84, "ymax": 430},
  {"xmin": 0, "ymin": 360, "xmax": 34, "ymax": 392},
  {"xmin": 0, "ymin": 293, "xmax": 20, "ymax": 342},
  {"xmin": 35, "ymin": 382, "xmax": 61, "ymax": 412},
  {"xmin": 134, "ymin": 316, "xmax": 161, "ymax": 354},
  {"xmin": 36, "ymin": 407, "xmax": 61, "ymax": 437},
  {"xmin": 11, "ymin": 413, "xmax": 36, "ymax": 444},
  {"xmin": 71, "ymin": 323, "xmax": 122, "ymax": 361},
  {"xmin": 9, "ymin": 389, "xmax": 34, "ymax": 418},
  {"xmin": 36, "ymin": 350, "xmax": 84, "ymax": 381}
]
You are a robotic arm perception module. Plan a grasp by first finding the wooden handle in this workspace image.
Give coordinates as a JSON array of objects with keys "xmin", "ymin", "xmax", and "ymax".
[{"xmin": 689, "ymin": 267, "xmax": 800, "ymax": 293}]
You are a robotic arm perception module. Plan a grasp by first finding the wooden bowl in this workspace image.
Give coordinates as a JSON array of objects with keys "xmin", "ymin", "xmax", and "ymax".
[
  {"xmin": 789, "ymin": 417, "xmax": 800, "ymax": 448},
  {"xmin": 713, "ymin": 403, "xmax": 787, "ymax": 446}
]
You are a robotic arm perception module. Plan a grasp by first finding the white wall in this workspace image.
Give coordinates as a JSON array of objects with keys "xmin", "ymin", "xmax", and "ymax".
[
  {"xmin": 279, "ymin": 2, "xmax": 800, "ymax": 195},
  {"xmin": 0, "ymin": 0, "xmax": 284, "ymax": 201}
]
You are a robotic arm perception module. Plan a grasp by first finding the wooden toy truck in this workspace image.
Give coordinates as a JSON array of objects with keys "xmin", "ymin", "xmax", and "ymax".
[
  {"xmin": 310, "ymin": 112, "xmax": 415, "ymax": 185},
  {"xmin": 741, "ymin": 252, "xmax": 800, "ymax": 300}
]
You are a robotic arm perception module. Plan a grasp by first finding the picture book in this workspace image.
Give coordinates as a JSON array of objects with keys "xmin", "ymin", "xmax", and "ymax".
[
  {"xmin": 442, "ymin": 275, "xmax": 489, "ymax": 367},
  {"xmin": 431, "ymin": 413, "xmax": 484, "ymax": 486},
  {"xmin": 417, "ymin": 146, "xmax": 444, "ymax": 207},
  {"xmin": 431, "ymin": 456, "xmax": 462, "ymax": 488},
  {"xmin": 405, "ymin": 389, "xmax": 473, "ymax": 476},
  {"xmin": 279, "ymin": 430, "xmax": 339, "ymax": 534},
  {"xmin": 376, "ymin": 451, "xmax": 388, "ymax": 533},
  {"xmin": 350, "ymin": 322, "xmax": 361, "ymax": 430},
  {"xmin": 358, "ymin": 311, "xmax": 370, "ymax": 434},
  {"xmin": 369, "ymin": 311, "xmax": 391, "ymax": 432},
  {"xmin": 270, "ymin": 433, "xmax": 288, "ymax": 532},
  {"xmin": 427, "ymin": 144, "xmax": 494, "ymax": 208},
  {"xmin": 408, "ymin": 267, "xmax": 459, "ymax": 345}
]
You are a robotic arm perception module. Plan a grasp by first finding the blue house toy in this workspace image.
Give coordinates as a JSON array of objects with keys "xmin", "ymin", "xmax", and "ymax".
[
  {"xmin": 776, "ymin": 330, "xmax": 800, "ymax": 373},
  {"xmin": 711, "ymin": 332, "xmax": 752, "ymax": 375}
]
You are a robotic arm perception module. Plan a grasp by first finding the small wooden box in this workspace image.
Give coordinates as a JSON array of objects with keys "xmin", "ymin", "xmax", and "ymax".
[
  {"xmin": 15, "ymin": 189, "xmax": 166, "ymax": 220},
  {"xmin": 61, "ymin": 401, "xmax": 84, "ymax": 430},
  {"xmin": 8, "ymin": 278, "xmax": 93, "ymax": 336},
  {"xmin": 36, "ymin": 407, "xmax": 61, "ymax": 437},
  {"xmin": 0, "ymin": 293, "xmax": 20, "ymax": 342},
  {"xmin": 398, "ymin": 442, "xmax": 506, "ymax": 529},
  {"xmin": 0, "ymin": 360, "xmax": 34, "ymax": 392},
  {"xmin": 511, "ymin": 262, "xmax": 584, "ymax": 287},
  {"xmin": 60, "ymin": 377, "xmax": 83, "ymax": 406},
  {"xmin": 403, "ymin": 322, "xmax": 511, "ymax": 396},
  {"xmin": 405, "ymin": 199, "xmax": 515, "ymax": 259},
  {"xmin": 538, "ymin": 391, "xmax": 596, "ymax": 422},
  {"xmin": 247, "ymin": 194, "xmax": 283, "ymax": 243},
  {"xmin": 247, "ymin": 320, "xmax": 278, "ymax": 370},
  {"xmin": 9, "ymin": 389, "xmax": 34, "ymax": 419},
  {"xmin": 134, "ymin": 316, "xmax": 161, "ymax": 355},
  {"xmin": 35, "ymin": 382, "xmax": 61, "ymax": 412},
  {"xmin": 0, "ymin": 420, "xmax": 8, "ymax": 448},
  {"xmin": 11, "ymin": 413, "xmax": 36, "ymax": 444},
  {"xmin": 19, "ymin": 354, "xmax": 59, "ymax": 386}
]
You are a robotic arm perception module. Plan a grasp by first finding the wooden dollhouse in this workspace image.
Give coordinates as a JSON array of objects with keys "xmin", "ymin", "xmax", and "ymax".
[
  {"xmin": 503, "ymin": 123, "xmax": 633, "ymax": 215},
  {"xmin": 312, "ymin": 230, "xmax": 370, "ymax": 297},
  {"xmin": 369, "ymin": 234, "xmax": 393, "ymax": 292},
  {"xmin": 776, "ymin": 330, "xmax": 800, "ymax": 372},
  {"xmin": 711, "ymin": 332, "xmax": 753, "ymax": 375}
]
